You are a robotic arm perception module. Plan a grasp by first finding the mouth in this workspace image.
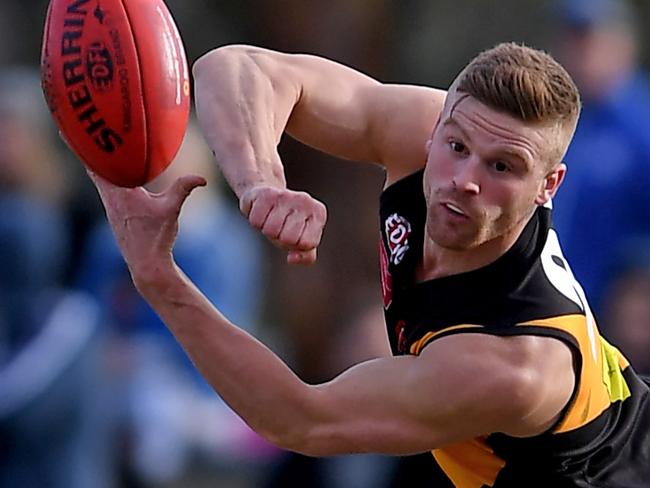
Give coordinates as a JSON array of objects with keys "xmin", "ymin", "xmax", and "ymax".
[{"xmin": 443, "ymin": 202, "xmax": 467, "ymax": 217}]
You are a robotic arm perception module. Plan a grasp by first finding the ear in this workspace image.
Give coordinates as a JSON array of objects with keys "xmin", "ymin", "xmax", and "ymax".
[
  {"xmin": 535, "ymin": 163, "xmax": 566, "ymax": 206},
  {"xmin": 424, "ymin": 115, "xmax": 442, "ymax": 154},
  {"xmin": 424, "ymin": 137, "xmax": 433, "ymax": 153}
]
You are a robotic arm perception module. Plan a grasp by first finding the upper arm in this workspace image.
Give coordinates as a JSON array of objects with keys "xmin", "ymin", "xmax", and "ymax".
[
  {"xmin": 289, "ymin": 333, "xmax": 575, "ymax": 456},
  {"xmin": 286, "ymin": 56, "xmax": 446, "ymax": 179}
]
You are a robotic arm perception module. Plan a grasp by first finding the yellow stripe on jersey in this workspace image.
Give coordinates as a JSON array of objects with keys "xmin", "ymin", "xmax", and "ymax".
[
  {"xmin": 410, "ymin": 316, "xmax": 633, "ymax": 434},
  {"xmin": 518, "ymin": 315, "xmax": 631, "ymax": 433},
  {"xmin": 409, "ymin": 324, "xmax": 484, "ymax": 355},
  {"xmin": 408, "ymin": 315, "xmax": 635, "ymax": 487},
  {"xmin": 433, "ymin": 437, "xmax": 505, "ymax": 488}
]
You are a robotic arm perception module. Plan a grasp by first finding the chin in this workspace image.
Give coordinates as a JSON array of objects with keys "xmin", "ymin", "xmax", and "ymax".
[
  {"xmin": 439, "ymin": 237, "xmax": 482, "ymax": 251},
  {"xmin": 428, "ymin": 225, "xmax": 482, "ymax": 251}
]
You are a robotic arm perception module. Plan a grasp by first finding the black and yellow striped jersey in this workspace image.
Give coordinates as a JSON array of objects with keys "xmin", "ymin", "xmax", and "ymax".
[{"xmin": 378, "ymin": 170, "xmax": 650, "ymax": 487}]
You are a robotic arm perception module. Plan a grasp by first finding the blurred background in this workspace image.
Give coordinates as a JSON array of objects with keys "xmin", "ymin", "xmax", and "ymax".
[{"xmin": 1, "ymin": 0, "xmax": 649, "ymax": 487}]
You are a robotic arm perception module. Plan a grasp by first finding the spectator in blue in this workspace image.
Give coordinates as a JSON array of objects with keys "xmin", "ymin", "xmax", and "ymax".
[
  {"xmin": 76, "ymin": 120, "xmax": 271, "ymax": 485},
  {"xmin": 0, "ymin": 69, "xmax": 112, "ymax": 488},
  {"xmin": 601, "ymin": 237, "xmax": 650, "ymax": 374},
  {"xmin": 551, "ymin": 0, "xmax": 650, "ymax": 314}
]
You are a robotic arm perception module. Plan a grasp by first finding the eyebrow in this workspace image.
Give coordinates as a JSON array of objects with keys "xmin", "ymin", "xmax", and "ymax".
[
  {"xmin": 441, "ymin": 116, "xmax": 533, "ymax": 171},
  {"xmin": 442, "ymin": 117, "xmax": 469, "ymax": 140}
]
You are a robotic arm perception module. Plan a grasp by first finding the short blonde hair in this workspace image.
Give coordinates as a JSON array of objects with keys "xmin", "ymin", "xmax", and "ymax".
[{"xmin": 453, "ymin": 42, "xmax": 581, "ymax": 165}]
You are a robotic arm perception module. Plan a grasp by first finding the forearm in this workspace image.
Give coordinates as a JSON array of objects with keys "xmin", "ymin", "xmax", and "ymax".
[
  {"xmin": 130, "ymin": 261, "xmax": 542, "ymax": 457},
  {"xmin": 135, "ymin": 263, "xmax": 313, "ymax": 448},
  {"xmin": 136, "ymin": 264, "xmax": 416, "ymax": 455},
  {"xmin": 193, "ymin": 44, "xmax": 410, "ymax": 198},
  {"xmin": 193, "ymin": 45, "xmax": 297, "ymax": 197},
  {"xmin": 132, "ymin": 265, "xmax": 460, "ymax": 456},
  {"xmin": 133, "ymin": 261, "xmax": 433, "ymax": 456}
]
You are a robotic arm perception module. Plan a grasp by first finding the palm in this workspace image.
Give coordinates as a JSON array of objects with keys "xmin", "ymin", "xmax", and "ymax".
[{"xmin": 89, "ymin": 171, "xmax": 207, "ymax": 274}]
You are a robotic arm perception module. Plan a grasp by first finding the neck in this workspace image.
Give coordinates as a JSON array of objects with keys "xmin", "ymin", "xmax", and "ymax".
[{"xmin": 416, "ymin": 209, "xmax": 535, "ymax": 282}]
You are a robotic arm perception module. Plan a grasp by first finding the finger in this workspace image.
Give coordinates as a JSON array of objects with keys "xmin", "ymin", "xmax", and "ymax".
[
  {"xmin": 248, "ymin": 198, "xmax": 275, "ymax": 230},
  {"xmin": 287, "ymin": 249, "xmax": 317, "ymax": 266},
  {"xmin": 168, "ymin": 175, "xmax": 207, "ymax": 210},
  {"xmin": 85, "ymin": 167, "xmax": 104, "ymax": 187},
  {"xmin": 239, "ymin": 191, "xmax": 254, "ymax": 217},
  {"xmin": 85, "ymin": 168, "xmax": 119, "ymax": 202},
  {"xmin": 261, "ymin": 206, "xmax": 293, "ymax": 241},
  {"xmin": 240, "ymin": 186, "xmax": 283, "ymax": 218},
  {"xmin": 296, "ymin": 216, "xmax": 325, "ymax": 251},
  {"xmin": 278, "ymin": 211, "xmax": 307, "ymax": 247}
]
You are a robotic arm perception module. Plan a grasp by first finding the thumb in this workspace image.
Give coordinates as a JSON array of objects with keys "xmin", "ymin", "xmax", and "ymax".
[
  {"xmin": 168, "ymin": 175, "xmax": 207, "ymax": 210},
  {"xmin": 239, "ymin": 189, "xmax": 254, "ymax": 217},
  {"xmin": 287, "ymin": 248, "xmax": 318, "ymax": 266}
]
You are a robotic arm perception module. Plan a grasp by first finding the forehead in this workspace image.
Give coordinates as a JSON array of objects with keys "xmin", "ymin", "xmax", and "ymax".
[{"xmin": 439, "ymin": 92, "xmax": 555, "ymax": 165}]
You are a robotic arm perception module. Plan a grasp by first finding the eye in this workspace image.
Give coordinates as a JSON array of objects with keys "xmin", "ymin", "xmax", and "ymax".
[
  {"xmin": 493, "ymin": 161, "xmax": 511, "ymax": 173},
  {"xmin": 449, "ymin": 141, "xmax": 466, "ymax": 153}
]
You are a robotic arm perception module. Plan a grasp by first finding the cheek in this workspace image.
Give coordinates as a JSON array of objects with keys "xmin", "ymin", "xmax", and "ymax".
[
  {"xmin": 424, "ymin": 145, "xmax": 452, "ymax": 182},
  {"xmin": 423, "ymin": 149, "xmax": 441, "ymax": 197},
  {"xmin": 485, "ymin": 181, "xmax": 530, "ymax": 218}
]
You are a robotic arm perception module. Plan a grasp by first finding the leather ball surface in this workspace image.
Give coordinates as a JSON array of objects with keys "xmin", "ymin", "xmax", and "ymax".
[{"xmin": 41, "ymin": 0, "xmax": 190, "ymax": 187}]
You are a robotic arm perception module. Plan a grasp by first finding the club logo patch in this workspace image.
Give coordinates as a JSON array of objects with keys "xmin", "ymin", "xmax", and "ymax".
[{"xmin": 384, "ymin": 213, "xmax": 412, "ymax": 266}]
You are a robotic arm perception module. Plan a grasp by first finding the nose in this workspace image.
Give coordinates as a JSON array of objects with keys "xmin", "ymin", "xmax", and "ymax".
[{"xmin": 452, "ymin": 157, "xmax": 481, "ymax": 195}]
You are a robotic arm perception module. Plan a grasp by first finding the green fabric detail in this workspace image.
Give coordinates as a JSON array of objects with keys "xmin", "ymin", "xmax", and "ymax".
[{"xmin": 600, "ymin": 338, "xmax": 631, "ymax": 403}]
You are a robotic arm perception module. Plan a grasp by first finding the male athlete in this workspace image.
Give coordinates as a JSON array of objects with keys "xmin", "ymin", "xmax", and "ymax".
[{"xmin": 89, "ymin": 43, "xmax": 650, "ymax": 486}]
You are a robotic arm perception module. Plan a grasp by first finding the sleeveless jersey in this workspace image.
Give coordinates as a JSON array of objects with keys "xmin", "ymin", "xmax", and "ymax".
[{"xmin": 378, "ymin": 170, "xmax": 650, "ymax": 488}]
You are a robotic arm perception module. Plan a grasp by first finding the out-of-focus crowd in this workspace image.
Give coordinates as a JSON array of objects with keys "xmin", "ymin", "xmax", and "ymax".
[{"xmin": 1, "ymin": 0, "xmax": 649, "ymax": 487}]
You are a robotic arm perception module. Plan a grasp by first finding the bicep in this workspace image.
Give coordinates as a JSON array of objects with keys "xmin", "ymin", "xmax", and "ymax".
[
  {"xmin": 296, "ymin": 334, "xmax": 575, "ymax": 456},
  {"xmin": 283, "ymin": 53, "xmax": 445, "ymax": 175},
  {"xmin": 296, "ymin": 335, "xmax": 535, "ymax": 456}
]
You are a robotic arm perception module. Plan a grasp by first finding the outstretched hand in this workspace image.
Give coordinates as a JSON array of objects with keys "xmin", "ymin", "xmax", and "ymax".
[
  {"xmin": 87, "ymin": 170, "xmax": 207, "ymax": 284},
  {"xmin": 239, "ymin": 186, "xmax": 327, "ymax": 265}
]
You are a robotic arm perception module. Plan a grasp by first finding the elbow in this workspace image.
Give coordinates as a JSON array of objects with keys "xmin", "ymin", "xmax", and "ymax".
[
  {"xmin": 251, "ymin": 423, "xmax": 305, "ymax": 454},
  {"xmin": 260, "ymin": 427, "xmax": 326, "ymax": 458},
  {"xmin": 192, "ymin": 45, "xmax": 237, "ymax": 79},
  {"xmin": 255, "ymin": 389, "xmax": 343, "ymax": 457},
  {"xmin": 192, "ymin": 44, "xmax": 261, "ymax": 80},
  {"xmin": 257, "ymin": 416, "xmax": 334, "ymax": 458}
]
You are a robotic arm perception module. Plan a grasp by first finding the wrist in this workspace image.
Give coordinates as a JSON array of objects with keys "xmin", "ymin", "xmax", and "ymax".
[
  {"xmin": 211, "ymin": 142, "xmax": 286, "ymax": 199},
  {"xmin": 130, "ymin": 257, "xmax": 181, "ymax": 299},
  {"xmin": 233, "ymin": 163, "xmax": 287, "ymax": 198}
]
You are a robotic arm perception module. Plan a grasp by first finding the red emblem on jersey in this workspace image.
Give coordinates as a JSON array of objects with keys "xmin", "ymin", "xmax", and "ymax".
[
  {"xmin": 384, "ymin": 213, "xmax": 412, "ymax": 265},
  {"xmin": 379, "ymin": 237, "xmax": 393, "ymax": 308}
]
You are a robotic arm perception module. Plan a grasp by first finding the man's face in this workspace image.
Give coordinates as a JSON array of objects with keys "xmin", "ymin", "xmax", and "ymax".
[{"xmin": 422, "ymin": 93, "xmax": 562, "ymax": 251}]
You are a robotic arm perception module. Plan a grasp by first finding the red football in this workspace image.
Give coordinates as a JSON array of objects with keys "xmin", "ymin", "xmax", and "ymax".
[{"xmin": 40, "ymin": 0, "xmax": 190, "ymax": 187}]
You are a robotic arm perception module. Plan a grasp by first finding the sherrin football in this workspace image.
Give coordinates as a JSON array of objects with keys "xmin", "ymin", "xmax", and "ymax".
[{"xmin": 41, "ymin": 0, "xmax": 190, "ymax": 187}]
